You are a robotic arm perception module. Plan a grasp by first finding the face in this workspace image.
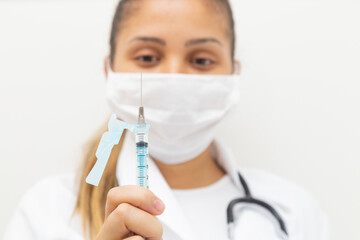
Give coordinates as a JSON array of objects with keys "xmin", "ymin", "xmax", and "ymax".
[{"xmin": 105, "ymin": 0, "xmax": 237, "ymax": 75}]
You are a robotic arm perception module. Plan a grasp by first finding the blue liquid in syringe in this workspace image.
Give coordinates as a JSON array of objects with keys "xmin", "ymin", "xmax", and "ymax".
[{"xmin": 136, "ymin": 130, "xmax": 149, "ymax": 188}]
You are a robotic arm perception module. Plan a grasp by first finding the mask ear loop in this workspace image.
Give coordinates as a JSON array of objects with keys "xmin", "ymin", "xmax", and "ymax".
[
  {"xmin": 107, "ymin": 59, "xmax": 114, "ymax": 74},
  {"xmin": 233, "ymin": 60, "xmax": 240, "ymax": 75}
]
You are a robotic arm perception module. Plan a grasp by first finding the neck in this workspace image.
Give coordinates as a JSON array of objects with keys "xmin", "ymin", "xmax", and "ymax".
[{"xmin": 153, "ymin": 145, "xmax": 226, "ymax": 189}]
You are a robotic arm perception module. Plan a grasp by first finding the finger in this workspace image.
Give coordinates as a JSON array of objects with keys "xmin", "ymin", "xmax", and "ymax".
[
  {"xmin": 124, "ymin": 236, "xmax": 145, "ymax": 240},
  {"xmin": 105, "ymin": 185, "xmax": 165, "ymax": 218},
  {"xmin": 99, "ymin": 203, "xmax": 163, "ymax": 240}
]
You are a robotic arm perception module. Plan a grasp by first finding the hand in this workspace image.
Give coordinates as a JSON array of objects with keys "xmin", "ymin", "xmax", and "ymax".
[{"xmin": 95, "ymin": 185, "xmax": 165, "ymax": 240}]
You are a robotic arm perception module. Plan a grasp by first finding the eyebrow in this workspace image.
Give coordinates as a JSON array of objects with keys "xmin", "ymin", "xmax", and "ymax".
[
  {"xmin": 185, "ymin": 38, "xmax": 222, "ymax": 47},
  {"xmin": 129, "ymin": 37, "xmax": 166, "ymax": 45},
  {"xmin": 129, "ymin": 36, "xmax": 222, "ymax": 47}
]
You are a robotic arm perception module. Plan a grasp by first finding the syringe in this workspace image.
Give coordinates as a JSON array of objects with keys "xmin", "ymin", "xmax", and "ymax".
[
  {"xmin": 135, "ymin": 71, "xmax": 150, "ymax": 188},
  {"xmin": 85, "ymin": 71, "xmax": 150, "ymax": 189}
]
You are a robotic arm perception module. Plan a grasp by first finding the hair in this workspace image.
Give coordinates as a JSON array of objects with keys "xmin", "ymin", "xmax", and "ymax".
[
  {"xmin": 75, "ymin": 0, "xmax": 236, "ymax": 239},
  {"xmin": 109, "ymin": 0, "xmax": 236, "ymax": 65}
]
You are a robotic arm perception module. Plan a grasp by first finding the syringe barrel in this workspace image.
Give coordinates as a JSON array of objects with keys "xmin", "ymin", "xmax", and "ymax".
[
  {"xmin": 135, "ymin": 123, "xmax": 150, "ymax": 189},
  {"xmin": 136, "ymin": 140, "xmax": 148, "ymax": 188}
]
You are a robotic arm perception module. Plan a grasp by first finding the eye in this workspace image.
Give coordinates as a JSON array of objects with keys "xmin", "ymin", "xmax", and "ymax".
[
  {"xmin": 135, "ymin": 55, "xmax": 160, "ymax": 66},
  {"xmin": 190, "ymin": 58, "xmax": 215, "ymax": 67}
]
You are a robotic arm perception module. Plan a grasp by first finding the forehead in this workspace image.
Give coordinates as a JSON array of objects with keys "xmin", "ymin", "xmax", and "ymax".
[{"xmin": 118, "ymin": 0, "xmax": 229, "ymax": 43}]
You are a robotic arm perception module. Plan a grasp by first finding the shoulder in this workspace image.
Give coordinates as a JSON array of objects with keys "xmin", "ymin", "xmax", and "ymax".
[
  {"xmin": 240, "ymin": 168, "xmax": 311, "ymax": 201},
  {"xmin": 4, "ymin": 173, "xmax": 83, "ymax": 240},
  {"xmin": 239, "ymin": 168, "xmax": 324, "ymax": 213},
  {"xmin": 239, "ymin": 168, "xmax": 330, "ymax": 239},
  {"xmin": 20, "ymin": 172, "xmax": 78, "ymax": 209}
]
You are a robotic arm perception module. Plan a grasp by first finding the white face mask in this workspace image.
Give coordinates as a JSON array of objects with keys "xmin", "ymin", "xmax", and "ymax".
[{"xmin": 106, "ymin": 64, "xmax": 240, "ymax": 165}]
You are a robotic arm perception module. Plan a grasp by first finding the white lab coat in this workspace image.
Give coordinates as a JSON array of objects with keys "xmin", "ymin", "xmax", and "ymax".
[{"xmin": 4, "ymin": 132, "xmax": 329, "ymax": 240}]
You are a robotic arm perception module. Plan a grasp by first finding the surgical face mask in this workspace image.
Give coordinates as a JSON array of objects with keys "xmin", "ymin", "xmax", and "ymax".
[{"xmin": 106, "ymin": 64, "xmax": 240, "ymax": 165}]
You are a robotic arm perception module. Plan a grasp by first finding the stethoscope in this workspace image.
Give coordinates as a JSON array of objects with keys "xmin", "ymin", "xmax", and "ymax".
[{"xmin": 227, "ymin": 172, "xmax": 289, "ymax": 240}]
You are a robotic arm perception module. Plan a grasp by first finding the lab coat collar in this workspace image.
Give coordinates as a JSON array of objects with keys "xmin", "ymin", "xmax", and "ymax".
[
  {"xmin": 116, "ymin": 131, "xmax": 243, "ymax": 240},
  {"xmin": 210, "ymin": 139, "xmax": 244, "ymax": 190}
]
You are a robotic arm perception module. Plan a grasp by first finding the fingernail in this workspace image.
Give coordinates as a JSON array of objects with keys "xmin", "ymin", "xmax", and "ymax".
[{"xmin": 154, "ymin": 199, "xmax": 164, "ymax": 211}]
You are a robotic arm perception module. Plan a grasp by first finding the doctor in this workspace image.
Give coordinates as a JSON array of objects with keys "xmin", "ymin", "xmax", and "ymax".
[{"xmin": 4, "ymin": 0, "xmax": 329, "ymax": 239}]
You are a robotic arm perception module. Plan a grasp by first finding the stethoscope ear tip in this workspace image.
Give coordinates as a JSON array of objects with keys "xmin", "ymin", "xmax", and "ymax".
[
  {"xmin": 277, "ymin": 229, "xmax": 289, "ymax": 240},
  {"xmin": 227, "ymin": 222, "xmax": 234, "ymax": 240}
]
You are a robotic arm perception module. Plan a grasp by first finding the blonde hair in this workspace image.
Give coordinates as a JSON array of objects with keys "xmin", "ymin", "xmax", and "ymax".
[{"xmin": 74, "ymin": 123, "xmax": 126, "ymax": 239}]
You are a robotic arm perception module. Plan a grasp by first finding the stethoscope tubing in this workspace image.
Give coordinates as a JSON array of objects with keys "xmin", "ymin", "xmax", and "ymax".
[{"xmin": 227, "ymin": 172, "xmax": 288, "ymax": 239}]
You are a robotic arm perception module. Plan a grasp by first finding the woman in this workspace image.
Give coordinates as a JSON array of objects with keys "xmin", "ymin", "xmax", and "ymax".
[{"xmin": 4, "ymin": 0, "xmax": 329, "ymax": 239}]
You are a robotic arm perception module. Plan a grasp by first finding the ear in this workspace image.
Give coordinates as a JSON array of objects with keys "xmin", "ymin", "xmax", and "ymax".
[
  {"xmin": 233, "ymin": 60, "xmax": 241, "ymax": 75},
  {"xmin": 104, "ymin": 55, "xmax": 110, "ymax": 79}
]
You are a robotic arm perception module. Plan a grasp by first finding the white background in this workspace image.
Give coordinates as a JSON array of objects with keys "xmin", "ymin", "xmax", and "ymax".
[{"xmin": 0, "ymin": 0, "xmax": 359, "ymax": 239}]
